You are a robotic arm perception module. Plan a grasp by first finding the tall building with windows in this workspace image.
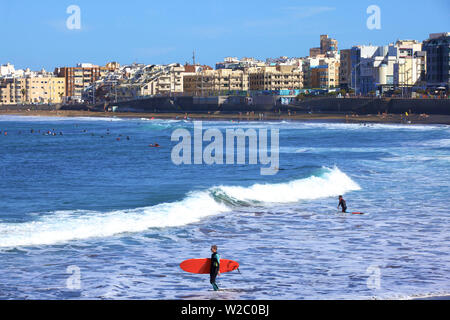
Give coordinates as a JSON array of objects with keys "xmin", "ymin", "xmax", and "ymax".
[
  {"xmin": 339, "ymin": 49, "xmax": 352, "ymax": 90},
  {"xmin": 423, "ymin": 32, "xmax": 450, "ymax": 89},
  {"xmin": 320, "ymin": 35, "xmax": 338, "ymax": 54},
  {"xmin": 55, "ymin": 63, "xmax": 118, "ymax": 102},
  {"xmin": 183, "ymin": 68, "xmax": 249, "ymax": 96},
  {"xmin": 350, "ymin": 41, "xmax": 427, "ymax": 95},
  {"xmin": 0, "ymin": 74, "xmax": 65, "ymax": 105},
  {"xmin": 309, "ymin": 35, "xmax": 338, "ymax": 58},
  {"xmin": 310, "ymin": 59, "xmax": 340, "ymax": 89},
  {"xmin": 393, "ymin": 40, "xmax": 426, "ymax": 89},
  {"xmin": 350, "ymin": 45, "xmax": 398, "ymax": 95},
  {"xmin": 248, "ymin": 65, "xmax": 304, "ymax": 91},
  {"xmin": 0, "ymin": 78, "xmax": 26, "ymax": 104}
]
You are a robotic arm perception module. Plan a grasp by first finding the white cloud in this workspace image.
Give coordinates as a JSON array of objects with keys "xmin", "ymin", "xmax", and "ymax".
[
  {"xmin": 282, "ymin": 6, "xmax": 336, "ymax": 19},
  {"xmin": 244, "ymin": 6, "xmax": 336, "ymax": 28}
]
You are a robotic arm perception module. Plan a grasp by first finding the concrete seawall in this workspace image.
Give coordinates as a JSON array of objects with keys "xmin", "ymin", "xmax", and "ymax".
[
  {"xmin": 2, "ymin": 97, "xmax": 449, "ymax": 115},
  {"xmin": 96, "ymin": 96, "xmax": 276, "ymax": 113},
  {"xmin": 105, "ymin": 96, "xmax": 450, "ymax": 115},
  {"xmin": 0, "ymin": 104, "xmax": 60, "ymax": 111},
  {"xmin": 0, "ymin": 103, "xmax": 91, "ymax": 112}
]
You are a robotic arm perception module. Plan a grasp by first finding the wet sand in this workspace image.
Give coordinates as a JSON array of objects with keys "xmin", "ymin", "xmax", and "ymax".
[{"xmin": 1, "ymin": 110, "xmax": 450, "ymax": 125}]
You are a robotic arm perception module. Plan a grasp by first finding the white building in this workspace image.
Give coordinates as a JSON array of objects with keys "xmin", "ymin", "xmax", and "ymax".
[
  {"xmin": 0, "ymin": 63, "xmax": 16, "ymax": 77},
  {"xmin": 352, "ymin": 41, "xmax": 426, "ymax": 95},
  {"xmin": 351, "ymin": 45, "xmax": 397, "ymax": 94},
  {"xmin": 393, "ymin": 40, "xmax": 426, "ymax": 89},
  {"xmin": 215, "ymin": 57, "xmax": 265, "ymax": 70},
  {"xmin": 0, "ymin": 63, "xmax": 35, "ymax": 79}
]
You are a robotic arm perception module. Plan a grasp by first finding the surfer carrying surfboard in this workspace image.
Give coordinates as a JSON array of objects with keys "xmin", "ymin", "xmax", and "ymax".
[
  {"xmin": 338, "ymin": 195, "xmax": 347, "ymax": 213},
  {"xmin": 210, "ymin": 245, "xmax": 221, "ymax": 291}
]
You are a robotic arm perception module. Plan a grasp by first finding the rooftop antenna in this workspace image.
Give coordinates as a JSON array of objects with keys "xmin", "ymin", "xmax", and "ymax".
[{"xmin": 193, "ymin": 50, "xmax": 196, "ymax": 66}]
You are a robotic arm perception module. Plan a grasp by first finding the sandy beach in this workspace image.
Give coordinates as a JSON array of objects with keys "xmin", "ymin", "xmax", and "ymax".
[{"xmin": 1, "ymin": 109, "xmax": 450, "ymax": 125}]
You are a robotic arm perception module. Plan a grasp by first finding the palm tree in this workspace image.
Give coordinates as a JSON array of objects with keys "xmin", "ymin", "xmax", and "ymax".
[{"xmin": 21, "ymin": 88, "xmax": 26, "ymax": 104}]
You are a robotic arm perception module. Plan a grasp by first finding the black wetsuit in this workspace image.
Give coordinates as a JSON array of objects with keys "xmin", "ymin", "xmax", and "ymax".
[
  {"xmin": 339, "ymin": 199, "xmax": 347, "ymax": 213},
  {"xmin": 210, "ymin": 252, "xmax": 220, "ymax": 291}
]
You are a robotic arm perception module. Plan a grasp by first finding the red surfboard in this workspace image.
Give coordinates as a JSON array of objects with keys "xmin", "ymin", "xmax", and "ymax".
[
  {"xmin": 180, "ymin": 259, "xmax": 240, "ymax": 274},
  {"xmin": 352, "ymin": 212, "xmax": 365, "ymax": 215}
]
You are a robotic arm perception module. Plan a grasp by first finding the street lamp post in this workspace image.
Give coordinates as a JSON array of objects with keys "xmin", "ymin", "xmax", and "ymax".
[
  {"xmin": 351, "ymin": 61, "xmax": 363, "ymax": 96},
  {"xmin": 92, "ymin": 83, "xmax": 95, "ymax": 105}
]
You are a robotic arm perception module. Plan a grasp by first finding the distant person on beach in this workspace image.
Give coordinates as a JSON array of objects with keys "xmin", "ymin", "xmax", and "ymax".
[
  {"xmin": 338, "ymin": 195, "xmax": 347, "ymax": 213},
  {"xmin": 210, "ymin": 245, "xmax": 221, "ymax": 291}
]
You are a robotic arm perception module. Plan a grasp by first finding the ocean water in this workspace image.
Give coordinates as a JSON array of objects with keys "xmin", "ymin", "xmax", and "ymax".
[{"xmin": 0, "ymin": 115, "xmax": 449, "ymax": 300}]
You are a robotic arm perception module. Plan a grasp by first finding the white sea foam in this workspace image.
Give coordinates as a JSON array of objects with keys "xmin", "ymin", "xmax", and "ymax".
[
  {"xmin": 292, "ymin": 147, "xmax": 393, "ymax": 154},
  {"xmin": 0, "ymin": 191, "xmax": 229, "ymax": 248},
  {"xmin": 0, "ymin": 167, "xmax": 360, "ymax": 247},
  {"xmin": 381, "ymin": 155, "xmax": 450, "ymax": 162},
  {"xmin": 0, "ymin": 115, "xmax": 123, "ymax": 122},
  {"xmin": 195, "ymin": 121, "xmax": 449, "ymax": 133},
  {"xmin": 295, "ymin": 122, "xmax": 448, "ymax": 131},
  {"xmin": 386, "ymin": 292, "xmax": 450, "ymax": 300},
  {"xmin": 419, "ymin": 139, "xmax": 450, "ymax": 148},
  {"xmin": 217, "ymin": 167, "xmax": 361, "ymax": 203}
]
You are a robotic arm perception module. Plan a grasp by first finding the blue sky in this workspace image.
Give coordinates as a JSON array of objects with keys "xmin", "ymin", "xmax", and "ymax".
[{"xmin": 0, "ymin": 0, "xmax": 449, "ymax": 70}]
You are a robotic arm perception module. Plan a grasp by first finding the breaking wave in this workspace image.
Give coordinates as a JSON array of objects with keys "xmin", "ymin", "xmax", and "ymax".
[
  {"xmin": 0, "ymin": 167, "xmax": 360, "ymax": 247},
  {"xmin": 215, "ymin": 167, "xmax": 361, "ymax": 204}
]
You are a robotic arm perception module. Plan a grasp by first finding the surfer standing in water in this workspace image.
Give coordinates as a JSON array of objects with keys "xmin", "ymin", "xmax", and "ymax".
[
  {"xmin": 210, "ymin": 245, "xmax": 221, "ymax": 291},
  {"xmin": 338, "ymin": 195, "xmax": 347, "ymax": 213}
]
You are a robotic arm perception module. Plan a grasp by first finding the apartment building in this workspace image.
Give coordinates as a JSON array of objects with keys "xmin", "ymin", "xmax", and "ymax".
[
  {"xmin": 350, "ymin": 45, "xmax": 394, "ymax": 94},
  {"xmin": 310, "ymin": 60, "xmax": 340, "ymax": 89},
  {"xmin": 350, "ymin": 41, "xmax": 427, "ymax": 95},
  {"xmin": 248, "ymin": 65, "xmax": 304, "ymax": 91},
  {"xmin": 0, "ymin": 63, "xmax": 16, "ymax": 77},
  {"xmin": 0, "ymin": 75, "xmax": 65, "ymax": 105},
  {"xmin": 183, "ymin": 68, "xmax": 249, "ymax": 96},
  {"xmin": 320, "ymin": 35, "xmax": 338, "ymax": 54},
  {"xmin": 141, "ymin": 64, "xmax": 185, "ymax": 96},
  {"xmin": 423, "ymin": 32, "xmax": 450, "ymax": 89},
  {"xmin": 339, "ymin": 49, "xmax": 352, "ymax": 90},
  {"xmin": 55, "ymin": 63, "xmax": 118, "ymax": 102},
  {"xmin": 393, "ymin": 40, "xmax": 426, "ymax": 88},
  {"xmin": 310, "ymin": 35, "xmax": 339, "ymax": 58},
  {"xmin": 0, "ymin": 78, "xmax": 24, "ymax": 104},
  {"xmin": 215, "ymin": 57, "xmax": 265, "ymax": 71}
]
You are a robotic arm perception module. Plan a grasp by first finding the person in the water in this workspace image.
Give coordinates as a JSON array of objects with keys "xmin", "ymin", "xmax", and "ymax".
[
  {"xmin": 210, "ymin": 245, "xmax": 220, "ymax": 291},
  {"xmin": 338, "ymin": 195, "xmax": 347, "ymax": 213}
]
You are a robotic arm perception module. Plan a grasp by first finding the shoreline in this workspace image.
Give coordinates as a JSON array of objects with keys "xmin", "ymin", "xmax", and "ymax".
[{"xmin": 1, "ymin": 110, "xmax": 450, "ymax": 125}]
